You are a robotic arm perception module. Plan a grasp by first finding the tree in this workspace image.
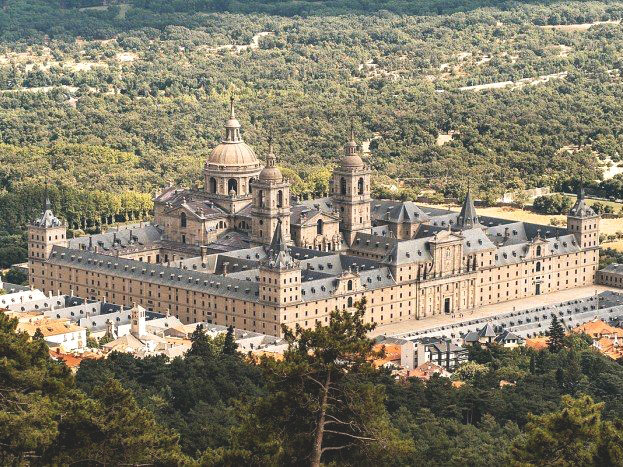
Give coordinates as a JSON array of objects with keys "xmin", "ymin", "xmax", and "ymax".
[
  {"xmin": 547, "ymin": 316, "xmax": 566, "ymax": 353},
  {"xmin": 222, "ymin": 325, "xmax": 238, "ymax": 355},
  {"xmin": 233, "ymin": 298, "xmax": 413, "ymax": 466},
  {"xmin": 511, "ymin": 395, "xmax": 622, "ymax": 466}
]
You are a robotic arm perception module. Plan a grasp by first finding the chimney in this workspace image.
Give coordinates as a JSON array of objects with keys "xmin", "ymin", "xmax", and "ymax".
[
  {"xmin": 223, "ymin": 262, "xmax": 229, "ymax": 276},
  {"xmin": 200, "ymin": 245, "xmax": 208, "ymax": 260},
  {"xmin": 504, "ymin": 227, "xmax": 510, "ymax": 238}
]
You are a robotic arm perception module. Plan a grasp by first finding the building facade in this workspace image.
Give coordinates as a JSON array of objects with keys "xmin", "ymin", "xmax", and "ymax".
[{"xmin": 28, "ymin": 99, "xmax": 601, "ymax": 337}]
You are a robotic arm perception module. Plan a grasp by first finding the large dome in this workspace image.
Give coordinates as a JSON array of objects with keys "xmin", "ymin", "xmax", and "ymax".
[
  {"xmin": 208, "ymin": 141, "xmax": 258, "ymax": 167},
  {"xmin": 206, "ymin": 96, "xmax": 259, "ymax": 169}
]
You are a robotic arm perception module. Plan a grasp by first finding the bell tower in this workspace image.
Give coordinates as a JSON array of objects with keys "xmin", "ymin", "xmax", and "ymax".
[
  {"xmin": 250, "ymin": 139, "xmax": 291, "ymax": 246},
  {"xmin": 332, "ymin": 127, "xmax": 371, "ymax": 245}
]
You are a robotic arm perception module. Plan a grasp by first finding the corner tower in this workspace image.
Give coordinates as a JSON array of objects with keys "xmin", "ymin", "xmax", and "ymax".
[
  {"xmin": 259, "ymin": 221, "xmax": 301, "ymax": 307},
  {"xmin": 250, "ymin": 140, "xmax": 291, "ymax": 246},
  {"xmin": 204, "ymin": 95, "xmax": 262, "ymax": 213},
  {"xmin": 332, "ymin": 128, "xmax": 371, "ymax": 245},
  {"xmin": 567, "ymin": 186, "xmax": 600, "ymax": 249},
  {"xmin": 28, "ymin": 197, "xmax": 67, "ymax": 289}
]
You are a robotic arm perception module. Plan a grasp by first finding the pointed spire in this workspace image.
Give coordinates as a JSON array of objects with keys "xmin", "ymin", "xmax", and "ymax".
[
  {"xmin": 457, "ymin": 186, "xmax": 479, "ymax": 229},
  {"xmin": 269, "ymin": 219, "xmax": 286, "ymax": 252},
  {"xmin": 578, "ymin": 179, "xmax": 585, "ymax": 200},
  {"xmin": 569, "ymin": 179, "xmax": 596, "ymax": 217}
]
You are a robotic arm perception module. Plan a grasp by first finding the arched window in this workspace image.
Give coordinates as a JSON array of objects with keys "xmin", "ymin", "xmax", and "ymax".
[
  {"xmin": 340, "ymin": 177, "xmax": 347, "ymax": 195},
  {"xmin": 249, "ymin": 177, "xmax": 255, "ymax": 193},
  {"xmin": 536, "ymin": 245, "xmax": 542, "ymax": 256},
  {"xmin": 317, "ymin": 219, "xmax": 324, "ymax": 235},
  {"xmin": 536, "ymin": 261, "xmax": 541, "ymax": 272},
  {"xmin": 209, "ymin": 177, "xmax": 217, "ymax": 194},
  {"xmin": 347, "ymin": 279, "xmax": 353, "ymax": 291},
  {"xmin": 277, "ymin": 190, "xmax": 284, "ymax": 208},
  {"xmin": 228, "ymin": 179, "xmax": 238, "ymax": 195},
  {"xmin": 180, "ymin": 212, "xmax": 187, "ymax": 228},
  {"xmin": 258, "ymin": 190, "xmax": 264, "ymax": 207},
  {"xmin": 347, "ymin": 297, "xmax": 353, "ymax": 307},
  {"xmin": 358, "ymin": 177, "xmax": 364, "ymax": 195}
]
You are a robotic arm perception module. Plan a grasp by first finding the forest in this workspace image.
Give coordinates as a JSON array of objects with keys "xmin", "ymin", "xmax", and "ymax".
[
  {"xmin": 2, "ymin": 300, "xmax": 623, "ymax": 465},
  {"xmin": 2, "ymin": 0, "xmax": 623, "ymax": 268}
]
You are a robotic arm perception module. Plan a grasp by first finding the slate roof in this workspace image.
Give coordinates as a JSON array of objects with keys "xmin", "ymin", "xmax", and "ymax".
[
  {"xmin": 69, "ymin": 224, "xmax": 163, "ymax": 252},
  {"xmin": 478, "ymin": 322, "xmax": 497, "ymax": 338},
  {"xmin": 494, "ymin": 329, "xmax": 523, "ymax": 344},
  {"xmin": 601, "ymin": 263, "xmax": 623, "ymax": 274},
  {"xmin": 297, "ymin": 197, "xmax": 337, "ymax": 215},
  {"xmin": 370, "ymin": 200, "xmax": 430, "ymax": 223},
  {"xmin": 569, "ymin": 187, "xmax": 597, "ymax": 218},
  {"xmin": 32, "ymin": 198, "xmax": 62, "ymax": 228},
  {"xmin": 48, "ymin": 245, "xmax": 262, "ymax": 301},
  {"xmin": 155, "ymin": 187, "xmax": 229, "ymax": 219},
  {"xmin": 456, "ymin": 190, "xmax": 479, "ymax": 229}
]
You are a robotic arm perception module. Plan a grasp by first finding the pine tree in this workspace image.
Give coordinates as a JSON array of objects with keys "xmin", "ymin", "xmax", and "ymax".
[
  {"xmin": 547, "ymin": 316, "xmax": 566, "ymax": 353},
  {"xmin": 233, "ymin": 298, "xmax": 413, "ymax": 466},
  {"xmin": 222, "ymin": 325, "xmax": 238, "ymax": 355}
]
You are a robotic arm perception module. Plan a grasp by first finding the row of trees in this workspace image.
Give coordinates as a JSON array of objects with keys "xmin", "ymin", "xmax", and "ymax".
[{"xmin": 0, "ymin": 183, "xmax": 153, "ymax": 233}]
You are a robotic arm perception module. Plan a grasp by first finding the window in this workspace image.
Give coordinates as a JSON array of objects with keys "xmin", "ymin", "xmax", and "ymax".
[
  {"xmin": 180, "ymin": 212, "xmax": 187, "ymax": 228},
  {"xmin": 317, "ymin": 219, "xmax": 324, "ymax": 235},
  {"xmin": 340, "ymin": 177, "xmax": 347, "ymax": 195},
  {"xmin": 536, "ymin": 245, "xmax": 542, "ymax": 256},
  {"xmin": 209, "ymin": 177, "xmax": 217, "ymax": 193},
  {"xmin": 228, "ymin": 178, "xmax": 238, "ymax": 195},
  {"xmin": 347, "ymin": 279, "xmax": 353, "ymax": 291},
  {"xmin": 358, "ymin": 177, "xmax": 364, "ymax": 195},
  {"xmin": 277, "ymin": 190, "xmax": 284, "ymax": 208},
  {"xmin": 259, "ymin": 190, "xmax": 264, "ymax": 207},
  {"xmin": 348, "ymin": 297, "xmax": 353, "ymax": 307},
  {"xmin": 536, "ymin": 261, "xmax": 541, "ymax": 272}
]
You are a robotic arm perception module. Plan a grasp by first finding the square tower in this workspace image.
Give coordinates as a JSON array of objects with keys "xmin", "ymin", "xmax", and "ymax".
[{"xmin": 28, "ymin": 198, "xmax": 68, "ymax": 289}]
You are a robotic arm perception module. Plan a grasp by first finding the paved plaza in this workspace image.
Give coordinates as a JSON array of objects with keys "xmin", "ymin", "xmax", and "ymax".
[{"xmin": 370, "ymin": 285, "xmax": 622, "ymax": 338}]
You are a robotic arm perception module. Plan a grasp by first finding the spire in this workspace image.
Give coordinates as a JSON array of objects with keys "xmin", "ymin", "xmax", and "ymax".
[
  {"xmin": 223, "ymin": 93, "xmax": 242, "ymax": 143},
  {"xmin": 269, "ymin": 219, "xmax": 286, "ymax": 253},
  {"xmin": 344, "ymin": 117, "xmax": 358, "ymax": 156},
  {"xmin": 263, "ymin": 220, "xmax": 296, "ymax": 270},
  {"xmin": 267, "ymin": 130, "xmax": 277, "ymax": 168},
  {"xmin": 457, "ymin": 186, "xmax": 479, "ymax": 229},
  {"xmin": 569, "ymin": 180, "xmax": 596, "ymax": 218},
  {"xmin": 229, "ymin": 93, "xmax": 235, "ymax": 119}
]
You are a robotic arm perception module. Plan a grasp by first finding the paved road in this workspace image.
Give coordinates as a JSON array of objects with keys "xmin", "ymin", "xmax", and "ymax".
[{"xmin": 369, "ymin": 285, "xmax": 621, "ymax": 338}]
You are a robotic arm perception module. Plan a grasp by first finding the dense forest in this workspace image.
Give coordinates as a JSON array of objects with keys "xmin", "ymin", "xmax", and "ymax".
[
  {"xmin": 3, "ymin": 300, "xmax": 623, "ymax": 465},
  {"xmin": 2, "ymin": 0, "xmax": 623, "ymax": 267}
]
